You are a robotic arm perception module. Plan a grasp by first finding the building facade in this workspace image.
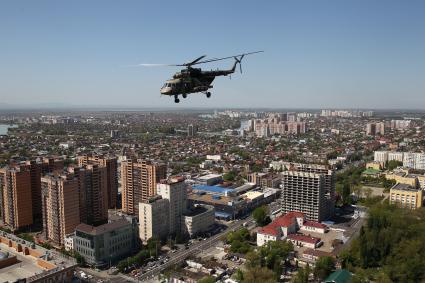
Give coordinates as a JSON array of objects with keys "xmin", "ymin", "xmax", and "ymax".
[
  {"xmin": 139, "ymin": 196, "xmax": 170, "ymax": 243},
  {"xmin": 281, "ymin": 171, "xmax": 326, "ymax": 222},
  {"xmin": 157, "ymin": 178, "xmax": 187, "ymax": 236},
  {"xmin": 77, "ymin": 154, "xmax": 118, "ymax": 209},
  {"xmin": 70, "ymin": 164, "xmax": 109, "ymax": 225},
  {"xmin": 0, "ymin": 167, "xmax": 33, "ymax": 230},
  {"xmin": 390, "ymin": 183, "xmax": 423, "ymax": 209},
  {"xmin": 41, "ymin": 173, "xmax": 80, "ymax": 246},
  {"xmin": 121, "ymin": 159, "xmax": 166, "ymax": 215},
  {"xmin": 73, "ymin": 219, "xmax": 138, "ymax": 268},
  {"xmin": 182, "ymin": 205, "xmax": 215, "ymax": 237}
]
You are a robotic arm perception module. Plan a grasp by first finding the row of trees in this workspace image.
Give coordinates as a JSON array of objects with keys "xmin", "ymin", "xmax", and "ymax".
[
  {"xmin": 117, "ymin": 237, "xmax": 161, "ymax": 273},
  {"xmin": 340, "ymin": 203, "xmax": 425, "ymax": 282}
]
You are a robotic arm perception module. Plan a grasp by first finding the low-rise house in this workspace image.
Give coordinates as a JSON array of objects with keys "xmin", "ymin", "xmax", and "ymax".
[
  {"xmin": 287, "ymin": 234, "xmax": 322, "ymax": 249},
  {"xmin": 257, "ymin": 211, "xmax": 326, "ymax": 247}
]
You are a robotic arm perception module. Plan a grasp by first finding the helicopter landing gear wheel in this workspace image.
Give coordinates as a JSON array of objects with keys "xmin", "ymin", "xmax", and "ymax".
[
  {"xmin": 182, "ymin": 94, "xmax": 187, "ymax": 98},
  {"xmin": 174, "ymin": 95, "xmax": 180, "ymax": 103},
  {"xmin": 206, "ymin": 92, "xmax": 211, "ymax": 98}
]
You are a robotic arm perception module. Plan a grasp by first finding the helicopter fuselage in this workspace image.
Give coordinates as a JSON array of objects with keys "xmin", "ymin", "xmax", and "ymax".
[{"xmin": 160, "ymin": 66, "xmax": 235, "ymax": 96}]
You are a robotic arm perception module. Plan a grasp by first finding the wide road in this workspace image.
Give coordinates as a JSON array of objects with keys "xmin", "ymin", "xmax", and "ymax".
[{"xmin": 138, "ymin": 216, "xmax": 252, "ymax": 281}]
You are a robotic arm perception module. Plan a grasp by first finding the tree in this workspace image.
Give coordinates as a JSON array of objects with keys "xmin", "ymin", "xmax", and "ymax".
[
  {"xmin": 342, "ymin": 182, "xmax": 351, "ymax": 205},
  {"xmin": 198, "ymin": 276, "xmax": 216, "ymax": 283},
  {"xmin": 387, "ymin": 160, "xmax": 402, "ymax": 171},
  {"xmin": 242, "ymin": 266, "xmax": 275, "ymax": 283},
  {"xmin": 233, "ymin": 269, "xmax": 244, "ymax": 282},
  {"xmin": 147, "ymin": 237, "xmax": 160, "ymax": 257},
  {"xmin": 252, "ymin": 206, "xmax": 270, "ymax": 226},
  {"xmin": 223, "ymin": 171, "xmax": 237, "ymax": 181},
  {"xmin": 313, "ymin": 256, "xmax": 335, "ymax": 280},
  {"xmin": 293, "ymin": 264, "xmax": 310, "ymax": 283}
]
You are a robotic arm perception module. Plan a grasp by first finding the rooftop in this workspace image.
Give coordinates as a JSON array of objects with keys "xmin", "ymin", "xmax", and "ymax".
[
  {"xmin": 391, "ymin": 183, "xmax": 420, "ymax": 192},
  {"xmin": 192, "ymin": 184, "xmax": 234, "ymax": 195},
  {"xmin": 75, "ymin": 219, "xmax": 130, "ymax": 235},
  {"xmin": 287, "ymin": 234, "xmax": 321, "ymax": 244}
]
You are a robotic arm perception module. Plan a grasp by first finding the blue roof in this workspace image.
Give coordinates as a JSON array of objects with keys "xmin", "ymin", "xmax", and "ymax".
[{"xmin": 192, "ymin": 185, "xmax": 234, "ymax": 195}]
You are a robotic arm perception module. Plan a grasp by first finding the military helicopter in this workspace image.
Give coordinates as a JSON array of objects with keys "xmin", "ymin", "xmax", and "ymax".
[{"xmin": 139, "ymin": 51, "xmax": 263, "ymax": 103}]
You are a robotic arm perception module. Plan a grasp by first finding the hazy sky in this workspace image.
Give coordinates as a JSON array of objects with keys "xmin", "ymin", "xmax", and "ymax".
[{"xmin": 1, "ymin": 1, "xmax": 425, "ymax": 109}]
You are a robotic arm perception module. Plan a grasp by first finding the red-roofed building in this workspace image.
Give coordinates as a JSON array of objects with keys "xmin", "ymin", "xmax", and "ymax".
[
  {"xmin": 302, "ymin": 248, "xmax": 334, "ymax": 263},
  {"xmin": 257, "ymin": 211, "xmax": 328, "ymax": 247},
  {"xmin": 301, "ymin": 220, "xmax": 329, "ymax": 234},
  {"xmin": 257, "ymin": 211, "xmax": 305, "ymax": 246},
  {"xmin": 287, "ymin": 234, "xmax": 322, "ymax": 249}
]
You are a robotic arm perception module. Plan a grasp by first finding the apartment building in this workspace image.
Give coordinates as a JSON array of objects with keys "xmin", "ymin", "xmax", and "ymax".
[
  {"xmin": 69, "ymin": 164, "xmax": 108, "ymax": 225},
  {"xmin": 273, "ymin": 162, "xmax": 335, "ymax": 220},
  {"xmin": 121, "ymin": 159, "xmax": 166, "ymax": 215},
  {"xmin": 281, "ymin": 171, "xmax": 327, "ymax": 222},
  {"xmin": 0, "ymin": 167, "xmax": 33, "ymax": 230},
  {"xmin": 41, "ymin": 173, "xmax": 80, "ymax": 246},
  {"xmin": 366, "ymin": 122, "xmax": 385, "ymax": 136},
  {"xmin": 77, "ymin": 154, "xmax": 118, "ymax": 209}
]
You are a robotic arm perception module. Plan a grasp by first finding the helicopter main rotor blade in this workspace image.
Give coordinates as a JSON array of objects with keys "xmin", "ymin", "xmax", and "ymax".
[
  {"xmin": 181, "ymin": 55, "xmax": 207, "ymax": 66},
  {"xmin": 192, "ymin": 51, "xmax": 263, "ymax": 65},
  {"xmin": 136, "ymin": 63, "xmax": 180, "ymax": 67}
]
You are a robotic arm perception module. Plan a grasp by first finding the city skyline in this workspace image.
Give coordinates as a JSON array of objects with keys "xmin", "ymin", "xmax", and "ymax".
[{"xmin": 1, "ymin": 1, "xmax": 425, "ymax": 109}]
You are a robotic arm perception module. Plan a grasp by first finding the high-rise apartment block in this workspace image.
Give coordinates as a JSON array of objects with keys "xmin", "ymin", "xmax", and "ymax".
[
  {"xmin": 366, "ymin": 122, "xmax": 385, "ymax": 136},
  {"xmin": 77, "ymin": 154, "xmax": 118, "ymax": 209},
  {"xmin": 187, "ymin": 124, "xmax": 197, "ymax": 137},
  {"xmin": 390, "ymin": 119, "xmax": 411, "ymax": 130},
  {"xmin": 121, "ymin": 159, "xmax": 166, "ymax": 215},
  {"xmin": 21, "ymin": 161, "xmax": 42, "ymax": 219},
  {"xmin": 69, "ymin": 164, "xmax": 108, "ymax": 225},
  {"xmin": 41, "ymin": 173, "xmax": 80, "ymax": 246},
  {"xmin": 271, "ymin": 161, "xmax": 335, "ymax": 220},
  {"xmin": 254, "ymin": 118, "xmax": 306, "ymax": 137},
  {"xmin": 41, "ymin": 157, "xmax": 64, "ymax": 175},
  {"xmin": 281, "ymin": 171, "xmax": 327, "ymax": 222},
  {"xmin": 0, "ymin": 167, "xmax": 33, "ymax": 230}
]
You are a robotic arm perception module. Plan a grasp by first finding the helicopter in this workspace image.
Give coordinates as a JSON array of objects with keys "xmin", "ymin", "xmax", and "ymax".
[{"xmin": 139, "ymin": 51, "xmax": 263, "ymax": 103}]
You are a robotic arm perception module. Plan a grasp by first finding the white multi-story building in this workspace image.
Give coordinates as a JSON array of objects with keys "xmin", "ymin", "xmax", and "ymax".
[
  {"xmin": 157, "ymin": 178, "xmax": 187, "ymax": 235},
  {"xmin": 139, "ymin": 196, "xmax": 170, "ymax": 243},
  {"xmin": 374, "ymin": 151, "xmax": 389, "ymax": 163},
  {"xmin": 388, "ymin": 152, "xmax": 404, "ymax": 163}
]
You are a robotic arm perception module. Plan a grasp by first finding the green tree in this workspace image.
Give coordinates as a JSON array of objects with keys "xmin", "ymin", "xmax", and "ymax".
[
  {"xmin": 387, "ymin": 160, "xmax": 403, "ymax": 171},
  {"xmin": 313, "ymin": 256, "xmax": 335, "ymax": 280},
  {"xmin": 252, "ymin": 206, "xmax": 270, "ymax": 226},
  {"xmin": 223, "ymin": 171, "xmax": 237, "ymax": 181},
  {"xmin": 342, "ymin": 182, "xmax": 351, "ymax": 205},
  {"xmin": 293, "ymin": 264, "xmax": 310, "ymax": 283},
  {"xmin": 242, "ymin": 266, "xmax": 275, "ymax": 283},
  {"xmin": 233, "ymin": 269, "xmax": 244, "ymax": 282},
  {"xmin": 198, "ymin": 276, "xmax": 216, "ymax": 283}
]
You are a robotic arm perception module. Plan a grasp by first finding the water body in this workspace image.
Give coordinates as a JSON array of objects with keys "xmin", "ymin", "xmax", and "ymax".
[{"xmin": 0, "ymin": 124, "xmax": 17, "ymax": 135}]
